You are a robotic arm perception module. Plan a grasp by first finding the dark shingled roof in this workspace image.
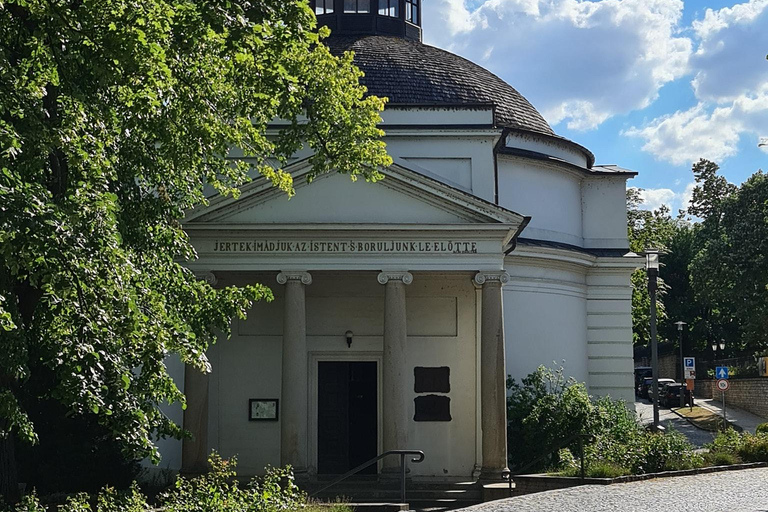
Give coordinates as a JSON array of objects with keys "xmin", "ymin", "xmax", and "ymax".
[{"xmin": 324, "ymin": 35, "xmax": 555, "ymax": 136}]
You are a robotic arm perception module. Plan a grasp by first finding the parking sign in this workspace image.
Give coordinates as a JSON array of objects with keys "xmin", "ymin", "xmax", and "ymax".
[{"xmin": 684, "ymin": 357, "xmax": 695, "ymax": 368}]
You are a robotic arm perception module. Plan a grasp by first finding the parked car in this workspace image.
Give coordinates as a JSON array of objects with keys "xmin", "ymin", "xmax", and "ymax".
[
  {"xmin": 660, "ymin": 383, "xmax": 683, "ymax": 407},
  {"xmin": 638, "ymin": 377, "xmax": 653, "ymax": 398},
  {"xmin": 640, "ymin": 377, "xmax": 676, "ymax": 400},
  {"xmin": 634, "ymin": 366, "xmax": 652, "ymax": 396}
]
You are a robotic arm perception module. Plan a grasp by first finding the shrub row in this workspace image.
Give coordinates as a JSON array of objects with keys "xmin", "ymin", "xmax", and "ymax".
[{"xmin": 7, "ymin": 454, "xmax": 334, "ymax": 512}]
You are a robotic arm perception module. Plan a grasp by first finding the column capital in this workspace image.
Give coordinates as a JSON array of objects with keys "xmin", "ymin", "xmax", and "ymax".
[
  {"xmin": 277, "ymin": 271, "xmax": 312, "ymax": 285},
  {"xmin": 473, "ymin": 271, "xmax": 510, "ymax": 286},
  {"xmin": 377, "ymin": 271, "xmax": 413, "ymax": 285},
  {"xmin": 194, "ymin": 271, "xmax": 218, "ymax": 286}
]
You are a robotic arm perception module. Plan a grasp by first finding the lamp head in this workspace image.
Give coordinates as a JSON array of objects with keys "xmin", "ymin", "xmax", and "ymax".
[
  {"xmin": 674, "ymin": 321, "xmax": 687, "ymax": 331},
  {"xmin": 645, "ymin": 248, "xmax": 660, "ymax": 275},
  {"xmin": 345, "ymin": 330, "xmax": 353, "ymax": 348}
]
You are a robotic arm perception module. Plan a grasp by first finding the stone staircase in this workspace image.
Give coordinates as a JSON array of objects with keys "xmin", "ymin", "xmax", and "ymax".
[{"xmin": 303, "ymin": 477, "xmax": 484, "ymax": 512}]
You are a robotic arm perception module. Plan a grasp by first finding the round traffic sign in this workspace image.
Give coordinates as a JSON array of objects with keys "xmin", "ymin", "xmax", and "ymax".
[{"xmin": 717, "ymin": 379, "xmax": 730, "ymax": 391}]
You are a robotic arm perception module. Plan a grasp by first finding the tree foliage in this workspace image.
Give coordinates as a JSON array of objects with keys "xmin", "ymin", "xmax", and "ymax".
[
  {"xmin": 628, "ymin": 158, "xmax": 768, "ymax": 356},
  {"xmin": 626, "ymin": 188, "xmax": 682, "ymax": 345},
  {"xmin": 0, "ymin": 0, "xmax": 391, "ymax": 496},
  {"xmin": 689, "ymin": 162, "xmax": 768, "ymax": 353}
]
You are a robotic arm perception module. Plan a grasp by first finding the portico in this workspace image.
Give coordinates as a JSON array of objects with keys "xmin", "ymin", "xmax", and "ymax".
[{"xmin": 179, "ymin": 159, "xmax": 526, "ymax": 479}]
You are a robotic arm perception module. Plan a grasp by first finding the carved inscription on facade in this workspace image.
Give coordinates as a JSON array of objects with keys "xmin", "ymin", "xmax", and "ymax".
[{"xmin": 212, "ymin": 240, "xmax": 478, "ymax": 254}]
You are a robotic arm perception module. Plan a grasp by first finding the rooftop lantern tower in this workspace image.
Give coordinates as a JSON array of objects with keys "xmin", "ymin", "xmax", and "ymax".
[{"xmin": 314, "ymin": 0, "xmax": 422, "ymax": 42}]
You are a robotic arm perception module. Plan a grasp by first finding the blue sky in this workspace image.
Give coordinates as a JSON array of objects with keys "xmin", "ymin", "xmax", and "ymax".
[{"xmin": 422, "ymin": 0, "xmax": 768, "ymax": 212}]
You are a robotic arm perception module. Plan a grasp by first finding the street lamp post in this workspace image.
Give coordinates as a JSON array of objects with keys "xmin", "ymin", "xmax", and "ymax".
[
  {"xmin": 675, "ymin": 321, "xmax": 687, "ymax": 407},
  {"xmin": 712, "ymin": 339, "xmax": 726, "ymax": 428},
  {"xmin": 646, "ymin": 248, "xmax": 660, "ymax": 430}
]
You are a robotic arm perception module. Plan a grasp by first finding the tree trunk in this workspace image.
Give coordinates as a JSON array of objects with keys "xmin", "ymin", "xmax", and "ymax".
[{"xmin": 0, "ymin": 428, "xmax": 19, "ymax": 504}]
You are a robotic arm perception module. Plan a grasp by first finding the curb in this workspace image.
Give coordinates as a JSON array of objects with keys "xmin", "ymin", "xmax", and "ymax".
[{"xmin": 670, "ymin": 406, "xmax": 742, "ymax": 432}]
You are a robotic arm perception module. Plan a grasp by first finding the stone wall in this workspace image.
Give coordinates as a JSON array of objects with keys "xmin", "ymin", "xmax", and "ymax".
[
  {"xmin": 694, "ymin": 378, "xmax": 768, "ymax": 420},
  {"xmin": 659, "ymin": 354, "xmax": 678, "ymax": 380}
]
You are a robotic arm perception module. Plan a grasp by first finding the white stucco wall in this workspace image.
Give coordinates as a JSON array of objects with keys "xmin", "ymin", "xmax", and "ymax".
[
  {"xmin": 582, "ymin": 177, "xmax": 631, "ymax": 249},
  {"xmin": 206, "ymin": 272, "xmax": 480, "ymax": 477},
  {"xmin": 585, "ymin": 266, "xmax": 636, "ymax": 403},
  {"xmin": 497, "ymin": 156, "xmax": 584, "ymax": 246},
  {"xmin": 503, "ymin": 255, "xmax": 588, "ymax": 385},
  {"xmin": 385, "ymin": 135, "xmax": 497, "ymax": 202},
  {"xmin": 505, "ymin": 132, "xmax": 589, "ymax": 168}
]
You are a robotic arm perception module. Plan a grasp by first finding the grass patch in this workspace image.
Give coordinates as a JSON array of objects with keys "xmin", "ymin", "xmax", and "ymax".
[{"xmin": 673, "ymin": 406, "xmax": 741, "ymax": 432}]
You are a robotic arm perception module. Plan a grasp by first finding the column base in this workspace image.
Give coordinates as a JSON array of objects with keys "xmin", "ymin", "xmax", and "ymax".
[
  {"xmin": 291, "ymin": 467, "xmax": 310, "ymax": 482},
  {"xmin": 478, "ymin": 466, "xmax": 509, "ymax": 482}
]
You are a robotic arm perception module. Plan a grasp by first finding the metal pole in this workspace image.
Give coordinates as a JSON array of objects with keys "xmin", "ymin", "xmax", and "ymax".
[
  {"xmin": 679, "ymin": 329, "xmax": 685, "ymax": 408},
  {"xmin": 649, "ymin": 274, "xmax": 660, "ymax": 429},
  {"xmin": 400, "ymin": 453, "xmax": 406, "ymax": 504},
  {"xmin": 579, "ymin": 435, "xmax": 585, "ymax": 481},
  {"xmin": 722, "ymin": 391, "xmax": 727, "ymax": 431}
]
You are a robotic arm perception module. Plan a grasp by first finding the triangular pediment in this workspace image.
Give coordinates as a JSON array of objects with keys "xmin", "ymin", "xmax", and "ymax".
[{"xmin": 185, "ymin": 159, "xmax": 524, "ymax": 227}]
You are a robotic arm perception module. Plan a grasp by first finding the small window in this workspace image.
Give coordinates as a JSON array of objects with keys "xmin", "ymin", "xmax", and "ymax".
[
  {"xmin": 315, "ymin": 0, "xmax": 333, "ymax": 14},
  {"xmin": 378, "ymin": 0, "xmax": 399, "ymax": 17},
  {"xmin": 405, "ymin": 0, "xmax": 419, "ymax": 24},
  {"xmin": 345, "ymin": 0, "xmax": 370, "ymax": 13}
]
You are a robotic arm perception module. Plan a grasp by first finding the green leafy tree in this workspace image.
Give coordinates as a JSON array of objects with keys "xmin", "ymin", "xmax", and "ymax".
[
  {"xmin": 0, "ymin": 0, "xmax": 391, "ymax": 500},
  {"xmin": 689, "ymin": 163, "xmax": 768, "ymax": 354},
  {"xmin": 626, "ymin": 189, "xmax": 680, "ymax": 345}
]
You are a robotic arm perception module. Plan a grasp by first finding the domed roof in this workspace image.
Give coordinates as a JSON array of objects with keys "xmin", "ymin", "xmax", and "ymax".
[{"xmin": 324, "ymin": 35, "xmax": 555, "ymax": 136}]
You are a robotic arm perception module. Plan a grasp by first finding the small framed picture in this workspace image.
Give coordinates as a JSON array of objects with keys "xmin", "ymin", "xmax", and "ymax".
[{"xmin": 249, "ymin": 399, "xmax": 279, "ymax": 421}]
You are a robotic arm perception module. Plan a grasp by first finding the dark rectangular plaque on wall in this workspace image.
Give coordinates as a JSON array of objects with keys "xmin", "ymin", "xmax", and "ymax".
[
  {"xmin": 414, "ymin": 366, "xmax": 450, "ymax": 393},
  {"xmin": 414, "ymin": 395, "xmax": 451, "ymax": 421}
]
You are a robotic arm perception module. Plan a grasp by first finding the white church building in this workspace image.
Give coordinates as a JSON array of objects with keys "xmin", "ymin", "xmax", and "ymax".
[{"xmin": 163, "ymin": 0, "xmax": 640, "ymax": 483}]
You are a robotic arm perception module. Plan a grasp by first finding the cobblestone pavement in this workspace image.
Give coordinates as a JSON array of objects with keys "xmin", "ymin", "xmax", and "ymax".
[{"xmin": 465, "ymin": 468, "xmax": 768, "ymax": 512}]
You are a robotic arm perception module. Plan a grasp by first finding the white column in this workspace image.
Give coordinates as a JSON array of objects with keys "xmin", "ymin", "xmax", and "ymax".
[
  {"xmin": 277, "ymin": 271, "xmax": 312, "ymax": 475},
  {"xmin": 378, "ymin": 271, "xmax": 413, "ymax": 473},
  {"xmin": 474, "ymin": 271, "xmax": 510, "ymax": 480}
]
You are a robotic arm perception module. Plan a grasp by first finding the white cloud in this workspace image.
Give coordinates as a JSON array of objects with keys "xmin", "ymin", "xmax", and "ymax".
[
  {"xmin": 423, "ymin": 0, "xmax": 691, "ymax": 131},
  {"xmin": 632, "ymin": 181, "xmax": 695, "ymax": 212},
  {"xmin": 638, "ymin": 187, "xmax": 677, "ymax": 210},
  {"xmin": 690, "ymin": 0, "xmax": 768, "ymax": 102},
  {"xmin": 624, "ymin": 87, "xmax": 768, "ymax": 165},
  {"xmin": 627, "ymin": 0, "xmax": 768, "ymax": 164}
]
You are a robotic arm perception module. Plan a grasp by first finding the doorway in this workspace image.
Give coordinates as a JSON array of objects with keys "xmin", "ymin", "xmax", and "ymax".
[{"xmin": 317, "ymin": 361, "xmax": 378, "ymax": 474}]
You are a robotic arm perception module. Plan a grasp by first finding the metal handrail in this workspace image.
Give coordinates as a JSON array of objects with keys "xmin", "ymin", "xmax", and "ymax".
[{"xmin": 310, "ymin": 449, "xmax": 425, "ymax": 504}]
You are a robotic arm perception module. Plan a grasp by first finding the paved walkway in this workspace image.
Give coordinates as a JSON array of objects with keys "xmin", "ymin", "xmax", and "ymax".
[
  {"xmin": 635, "ymin": 400, "xmax": 715, "ymax": 446},
  {"xmin": 697, "ymin": 398, "xmax": 767, "ymax": 433},
  {"xmin": 463, "ymin": 468, "xmax": 768, "ymax": 512}
]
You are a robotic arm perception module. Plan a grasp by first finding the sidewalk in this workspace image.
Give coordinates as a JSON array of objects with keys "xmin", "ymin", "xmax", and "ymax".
[{"xmin": 695, "ymin": 398, "xmax": 766, "ymax": 433}]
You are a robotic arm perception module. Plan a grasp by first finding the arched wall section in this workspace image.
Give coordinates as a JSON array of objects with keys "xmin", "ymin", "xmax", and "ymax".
[
  {"xmin": 503, "ymin": 255, "xmax": 588, "ymax": 386},
  {"xmin": 497, "ymin": 156, "xmax": 583, "ymax": 246}
]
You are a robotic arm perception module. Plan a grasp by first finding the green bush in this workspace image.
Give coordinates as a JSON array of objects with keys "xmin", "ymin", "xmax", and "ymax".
[
  {"xmin": 756, "ymin": 423, "xmax": 768, "ymax": 435},
  {"xmin": 559, "ymin": 461, "xmax": 630, "ymax": 478},
  {"xmin": 507, "ymin": 365, "xmax": 595, "ymax": 472},
  {"xmin": 7, "ymin": 453, "xmax": 332, "ymax": 512},
  {"xmin": 737, "ymin": 433, "xmax": 768, "ymax": 462},
  {"xmin": 510, "ymin": 365, "xmax": 704, "ymax": 476},
  {"xmin": 703, "ymin": 451, "xmax": 742, "ymax": 466},
  {"xmin": 707, "ymin": 428, "xmax": 742, "ymax": 454},
  {"xmin": 585, "ymin": 461, "xmax": 631, "ymax": 478},
  {"xmin": 634, "ymin": 428, "xmax": 703, "ymax": 473}
]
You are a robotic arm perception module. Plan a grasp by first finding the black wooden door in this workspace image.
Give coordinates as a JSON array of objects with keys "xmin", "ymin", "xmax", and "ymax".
[{"xmin": 317, "ymin": 361, "xmax": 377, "ymax": 474}]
